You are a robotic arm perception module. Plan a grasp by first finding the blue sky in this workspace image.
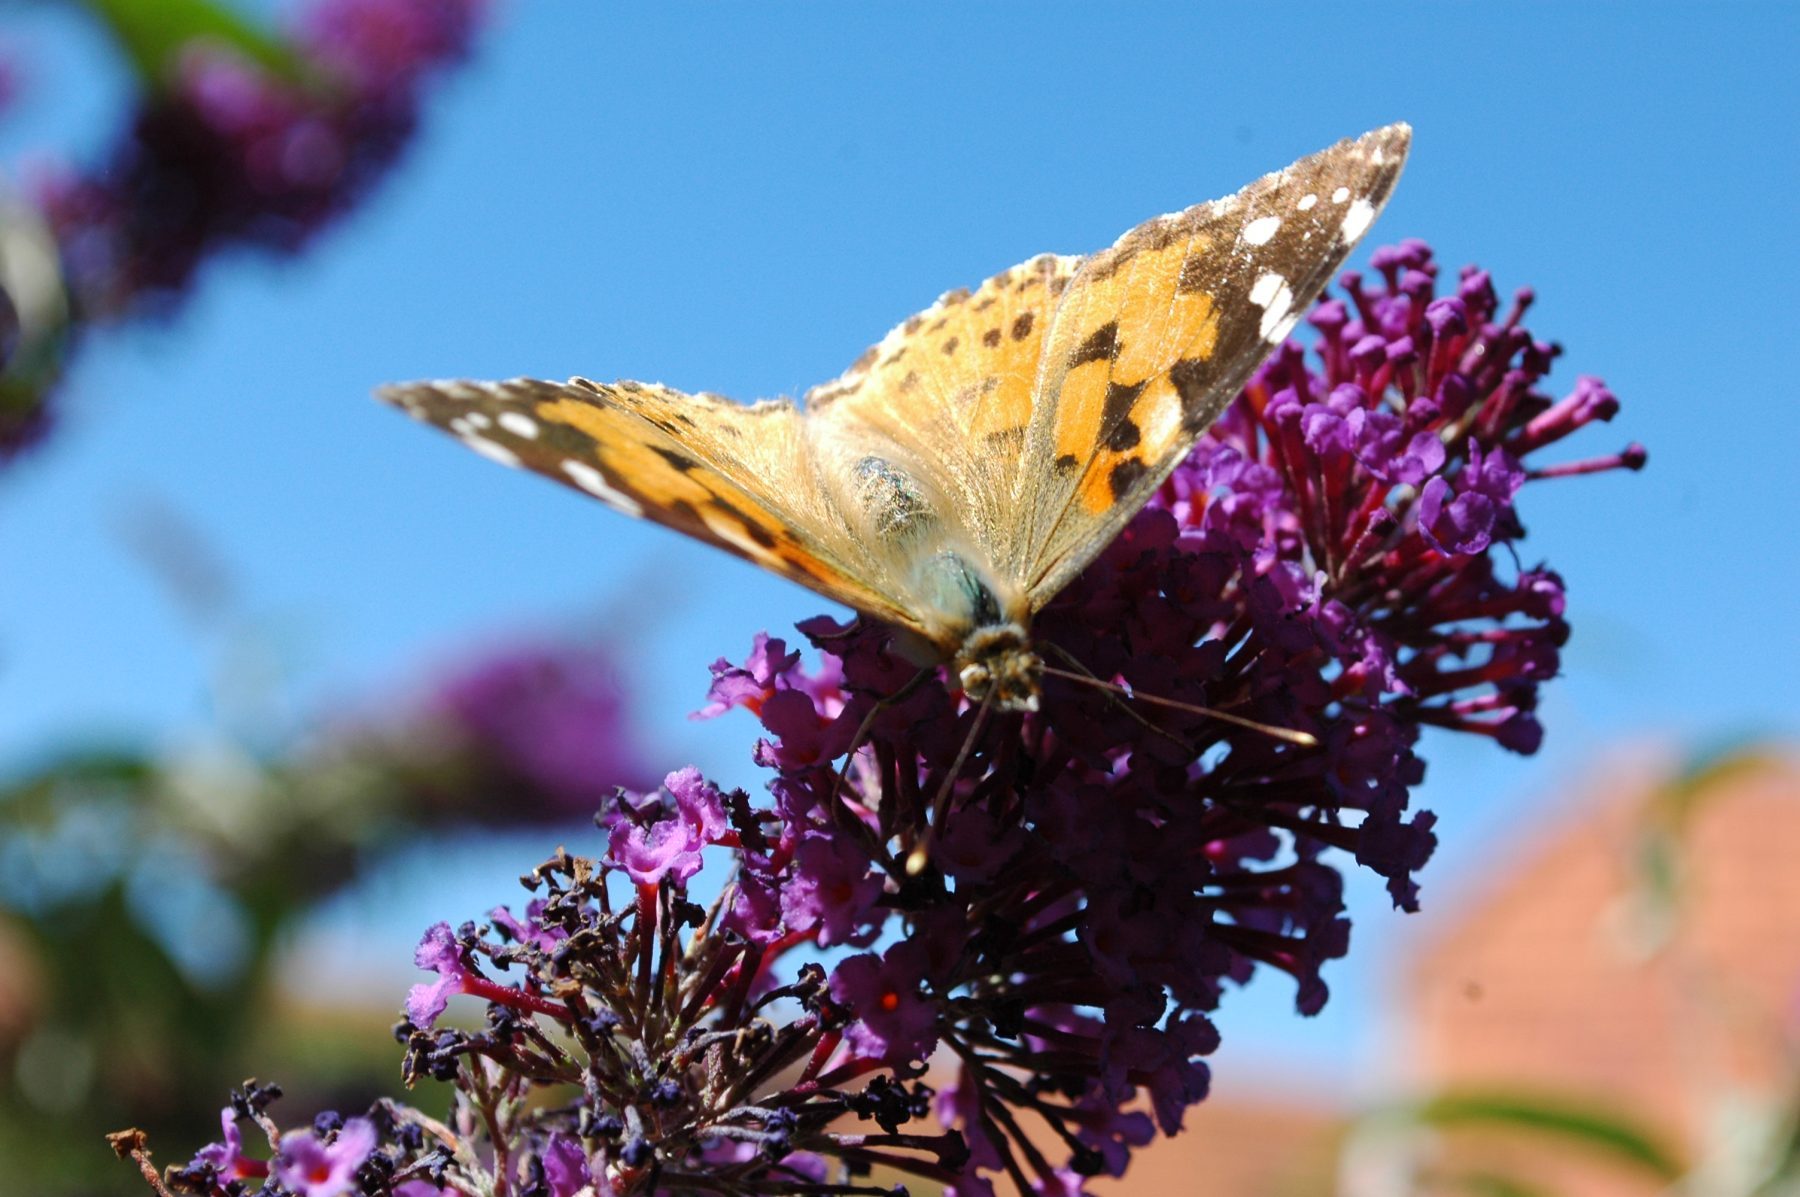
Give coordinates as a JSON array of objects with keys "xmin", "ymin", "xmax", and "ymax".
[{"xmin": 2, "ymin": 4, "xmax": 1797, "ymax": 1096}]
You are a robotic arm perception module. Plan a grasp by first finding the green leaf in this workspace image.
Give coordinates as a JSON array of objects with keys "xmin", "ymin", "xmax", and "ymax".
[
  {"xmin": 1629, "ymin": 741, "xmax": 1790, "ymax": 941},
  {"xmin": 1412, "ymin": 1091, "xmax": 1686, "ymax": 1181},
  {"xmin": 71, "ymin": 0, "xmax": 310, "ymax": 90},
  {"xmin": 1442, "ymin": 1170, "xmax": 1559, "ymax": 1197}
]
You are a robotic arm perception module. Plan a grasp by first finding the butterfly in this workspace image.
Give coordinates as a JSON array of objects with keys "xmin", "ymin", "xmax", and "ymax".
[{"xmin": 380, "ymin": 124, "xmax": 1409, "ymax": 714}]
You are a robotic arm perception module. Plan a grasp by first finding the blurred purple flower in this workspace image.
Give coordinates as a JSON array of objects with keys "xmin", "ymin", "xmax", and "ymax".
[
  {"xmin": 430, "ymin": 641, "xmax": 656, "ymax": 820},
  {"xmin": 39, "ymin": 0, "xmax": 485, "ymax": 322},
  {"xmin": 6, "ymin": 0, "xmax": 488, "ymax": 458}
]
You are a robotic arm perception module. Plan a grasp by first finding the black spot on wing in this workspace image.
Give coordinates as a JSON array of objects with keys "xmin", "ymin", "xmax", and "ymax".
[
  {"xmin": 1010, "ymin": 311, "xmax": 1035, "ymax": 341},
  {"xmin": 1069, "ymin": 321, "xmax": 1119, "ymax": 368},
  {"xmin": 1108, "ymin": 457, "xmax": 1149, "ymax": 499},
  {"xmin": 1171, "ymin": 357, "xmax": 1226, "ymax": 432},
  {"xmin": 652, "ymin": 446, "xmax": 700, "ymax": 471},
  {"xmin": 1099, "ymin": 379, "xmax": 1147, "ymax": 450}
]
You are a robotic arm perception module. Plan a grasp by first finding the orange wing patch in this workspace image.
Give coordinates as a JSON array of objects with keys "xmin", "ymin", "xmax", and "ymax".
[
  {"xmin": 1019, "ymin": 124, "xmax": 1411, "ymax": 601},
  {"xmin": 1045, "ymin": 245, "xmax": 1227, "ymax": 518}
]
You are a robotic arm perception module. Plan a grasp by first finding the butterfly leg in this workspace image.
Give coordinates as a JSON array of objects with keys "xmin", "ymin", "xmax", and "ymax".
[
  {"xmin": 904, "ymin": 687, "xmax": 999, "ymax": 877},
  {"xmin": 1038, "ymin": 643, "xmax": 1195, "ymax": 755}
]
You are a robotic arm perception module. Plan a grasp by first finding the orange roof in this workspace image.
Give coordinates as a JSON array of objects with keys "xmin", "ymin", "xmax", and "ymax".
[{"xmin": 1407, "ymin": 749, "xmax": 1800, "ymax": 1149}]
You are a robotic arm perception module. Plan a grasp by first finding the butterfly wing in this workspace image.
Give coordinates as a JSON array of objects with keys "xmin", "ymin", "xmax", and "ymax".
[
  {"xmin": 376, "ymin": 376, "xmax": 923, "ymax": 629},
  {"xmin": 379, "ymin": 125, "xmax": 1410, "ymax": 659},
  {"xmin": 1014, "ymin": 123, "xmax": 1412, "ymax": 603}
]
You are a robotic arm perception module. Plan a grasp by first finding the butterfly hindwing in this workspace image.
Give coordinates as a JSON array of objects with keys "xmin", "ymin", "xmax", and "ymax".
[
  {"xmin": 378, "ymin": 377, "xmax": 922, "ymax": 629},
  {"xmin": 1016, "ymin": 124, "xmax": 1411, "ymax": 601}
]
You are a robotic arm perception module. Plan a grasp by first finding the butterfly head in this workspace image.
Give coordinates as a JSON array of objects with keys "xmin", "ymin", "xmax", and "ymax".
[{"xmin": 955, "ymin": 623, "xmax": 1043, "ymax": 713}]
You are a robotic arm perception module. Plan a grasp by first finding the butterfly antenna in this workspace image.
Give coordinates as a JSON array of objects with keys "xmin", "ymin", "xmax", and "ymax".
[
  {"xmin": 1039, "ymin": 648, "xmax": 1318, "ymax": 748},
  {"xmin": 1036, "ymin": 645, "xmax": 1193, "ymax": 754},
  {"xmin": 904, "ymin": 687, "xmax": 997, "ymax": 877}
]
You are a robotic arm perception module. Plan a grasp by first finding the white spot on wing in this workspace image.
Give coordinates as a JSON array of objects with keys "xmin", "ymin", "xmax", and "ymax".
[
  {"xmin": 464, "ymin": 436, "xmax": 519, "ymax": 468},
  {"xmin": 1298, "ymin": 193, "xmax": 1318, "ymax": 211},
  {"xmin": 699, "ymin": 505, "xmax": 778, "ymax": 562},
  {"xmin": 498, "ymin": 411, "xmax": 540, "ymax": 438},
  {"xmin": 1331, "ymin": 186, "xmax": 1350, "ymax": 204},
  {"xmin": 1341, "ymin": 197, "xmax": 1376, "ymax": 242},
  {"xmin": 561, "ymin": 459, "xmax": 643, "ymax": 517},
  {"xmin": 1242, "ymin": 215, "xmax": 1281, "ymax": 246},
  {"xmin": 1249, "ymin": 271, "xmax": 1295, "ymax": 342},
  {"xmin": 465, "ymin": 411, "xmax": 493, "ymax": 430}
]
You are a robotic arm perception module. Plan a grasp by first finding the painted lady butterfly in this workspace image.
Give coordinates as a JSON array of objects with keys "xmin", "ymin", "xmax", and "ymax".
[{"xmin": 381, "ymin": 125, "xmax": 1409, "ymax": 712}]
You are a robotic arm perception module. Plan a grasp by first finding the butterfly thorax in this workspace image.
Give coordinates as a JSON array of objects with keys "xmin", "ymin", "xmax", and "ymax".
[{"xmin": 836, "ymin": 446, "xmax": 1044, "ymax": 710}]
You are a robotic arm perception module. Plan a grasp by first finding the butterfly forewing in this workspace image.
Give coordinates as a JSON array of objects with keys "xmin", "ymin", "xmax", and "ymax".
[
  {"xmin": 1016, "ymin": 123, "xmax": 1411, "ymax": 602},
  {"xmin": 378, "ymin": 376, "xmax": 921, "ymax": 629}
]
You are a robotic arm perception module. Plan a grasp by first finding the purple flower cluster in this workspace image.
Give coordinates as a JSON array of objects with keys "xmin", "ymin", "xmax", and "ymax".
[
  {"xmin": 164, "ymin": 1084, "xmax": 446, "ymax": 1197},
  {"xmin": 4, "ymin": 0, "xmax": 485, "ymax": 455},
  {"xmin": 140, "ymin": 242, "xmax": 1640, "ymax": 1197},
  {"xmin": 39, "ymin": 0, "xmax": 482, "ymax": 323}
]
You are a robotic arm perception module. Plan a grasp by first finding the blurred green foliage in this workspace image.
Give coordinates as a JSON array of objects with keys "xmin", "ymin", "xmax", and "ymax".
[{"xmin": 0, "ymin": 742, "xmax": 452, "ymax": 1193}]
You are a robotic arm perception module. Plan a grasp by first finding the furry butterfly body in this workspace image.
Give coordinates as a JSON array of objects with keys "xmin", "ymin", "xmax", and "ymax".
[{"xmin": 381, "ymin": 125, "xmax": 1410, "ymax": 710}]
